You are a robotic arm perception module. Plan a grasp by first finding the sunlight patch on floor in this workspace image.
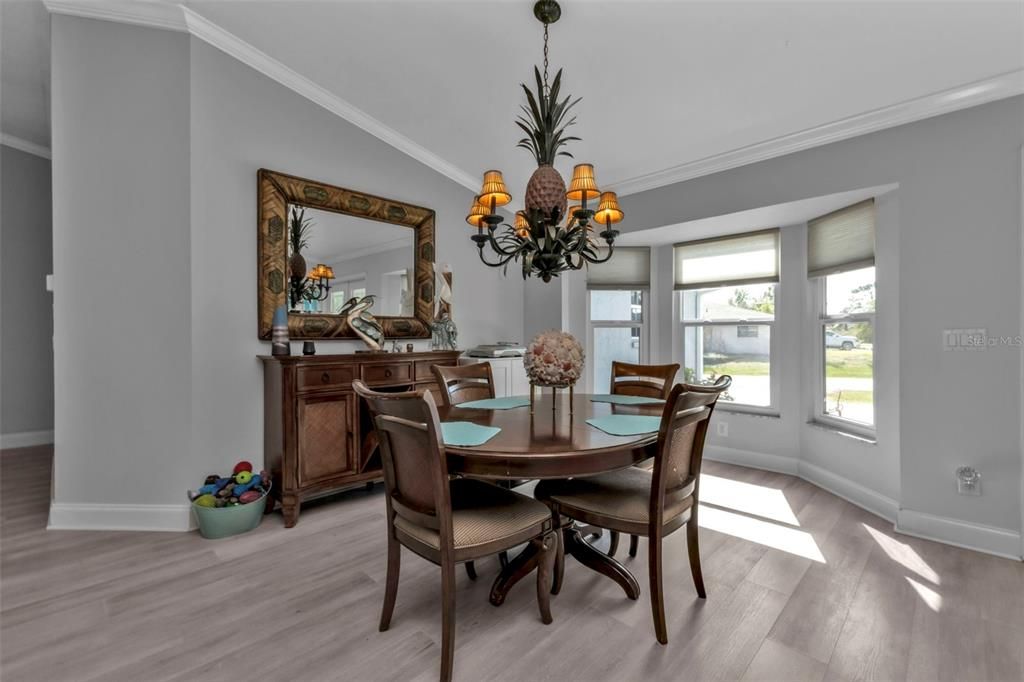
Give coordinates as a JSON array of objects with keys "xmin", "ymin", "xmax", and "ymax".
[
  {"xmin": 699, "ymin": 505, "xmax": 825, "ymax": 562},
  {"xmin": 699, "ymin": 474, "xmax": 800, "ymax": 526},
  {"xmin": 906, "ymin": 576, "xmax": 943, "ymax": 612},
  {"xmin": 863, "ymin": 524, "xmax": 940, "ymax": 585}
]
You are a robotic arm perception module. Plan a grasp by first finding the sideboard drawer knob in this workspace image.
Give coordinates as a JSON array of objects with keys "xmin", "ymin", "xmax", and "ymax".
[
  {"xmin": 384, "ymin": 369, "xmax": 393, "ymax": 378},
  {"xmin": 321, "ymin": 372, "xmax": 330, "ymax": 384}
]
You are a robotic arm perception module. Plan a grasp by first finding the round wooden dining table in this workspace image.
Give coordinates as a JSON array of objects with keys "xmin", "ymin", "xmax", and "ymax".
[{"xmin": 438, "ymin": 390, "xmax": 664, "ymax": 606}]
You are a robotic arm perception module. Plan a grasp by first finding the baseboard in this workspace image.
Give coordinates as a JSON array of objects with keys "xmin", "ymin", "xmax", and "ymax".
[
  {"xmin": 704, "ymin": 444, "xmax": 799, "ymax": 475},
  {"xmin": 896, "ymin": 509, "xmax": 1023, "ymax": 561},
  {"xmin": 798, "ymin": 461, "xmax": 899, "ymax": 522},
  {"xmin": 1, "ymin": 430, "xmax": 55, "ymax": 449},
  {"xmin": 48, "ymin": 502, "xmax": 195, "ymax": 532}
]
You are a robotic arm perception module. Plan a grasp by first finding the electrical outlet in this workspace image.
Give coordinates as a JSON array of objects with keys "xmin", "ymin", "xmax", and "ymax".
[
  {"xmin": 956, "ymin": 466, "xmax": 981, "ymax": 496},
  {"xmin": 716, "ymin": 421, "xmax": 729, "ymax": 437}
]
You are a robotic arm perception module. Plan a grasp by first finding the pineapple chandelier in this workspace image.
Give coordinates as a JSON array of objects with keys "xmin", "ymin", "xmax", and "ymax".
[{"xmin": 466, "ymin": 0, "xmax": 623, "ymax": 283}]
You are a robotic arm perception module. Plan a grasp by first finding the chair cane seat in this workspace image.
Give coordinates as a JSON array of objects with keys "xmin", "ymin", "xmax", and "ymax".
[
  {"xmin": 394, "ymin": 478, "xmax": 551, "ymax": 553},
  {"xmin": 535, "ymin": 467, "xmax": 693, "ymax": 529}
]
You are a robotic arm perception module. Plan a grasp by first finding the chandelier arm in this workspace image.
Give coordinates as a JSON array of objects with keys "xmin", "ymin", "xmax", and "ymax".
[
  {"xmin": 476, "ymin": 241, "xmax": 521, "ymax": 268},
  {"xmin": 484, "ymin": 226, "xmax": 527, "ymax": 257}
]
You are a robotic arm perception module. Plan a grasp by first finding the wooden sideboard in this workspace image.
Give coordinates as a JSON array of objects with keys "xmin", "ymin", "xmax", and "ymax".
[{"xmin": 261, "ymin": 350, "xmax": 462, "ymax": 527}]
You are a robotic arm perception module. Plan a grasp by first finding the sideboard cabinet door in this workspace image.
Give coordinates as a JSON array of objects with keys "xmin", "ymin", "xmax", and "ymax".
[{"xmin": 296, "ymin": 392, "xmax": 357, "ymax": 485}]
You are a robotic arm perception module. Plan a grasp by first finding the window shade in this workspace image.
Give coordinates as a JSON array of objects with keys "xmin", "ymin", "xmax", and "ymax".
[
  {"xmin": 673, "ymin": 229, "xmax": 779, "ymax": 290},
  {"xmin": 586, "ymin": 246, "xmax": 650, "ymax": 289},
  {"xmin": 807, "ymin": 199, "xmax": 875, "ymax": 278}
]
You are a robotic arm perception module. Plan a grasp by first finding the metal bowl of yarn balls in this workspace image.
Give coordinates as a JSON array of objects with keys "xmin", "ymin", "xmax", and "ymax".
[{"xmin": 189, "ymin": 480, "xmax": 272, "ymax": 540}]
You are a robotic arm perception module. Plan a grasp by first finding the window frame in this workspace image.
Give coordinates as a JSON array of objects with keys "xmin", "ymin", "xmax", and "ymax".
[
  {"xmin": 676, "ymin": 286, "xmax": 780, "ymax": 416},
  {"xmin": 587, "ymin": 288, "xmax": 649, "ymax": 393},
  {"xmin": 811, "ymin": 272, "xmax": 876, "ymax": 437}
]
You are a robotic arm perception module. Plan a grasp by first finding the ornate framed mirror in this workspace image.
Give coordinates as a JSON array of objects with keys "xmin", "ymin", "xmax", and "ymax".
[{"xmin": 257, "ymin": 169, "xmax": 435, "ymax": 340}]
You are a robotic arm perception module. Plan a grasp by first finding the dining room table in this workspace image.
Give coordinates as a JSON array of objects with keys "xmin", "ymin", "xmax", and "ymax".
[{"xmin": 438, "ymin": 389, "xmax": 665, "ymax": 606}]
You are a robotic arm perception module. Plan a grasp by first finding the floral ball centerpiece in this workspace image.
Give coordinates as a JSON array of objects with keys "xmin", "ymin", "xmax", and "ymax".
[{"xmin": 524, "ymin": 330, "xmax": 585, "ymax": 388}]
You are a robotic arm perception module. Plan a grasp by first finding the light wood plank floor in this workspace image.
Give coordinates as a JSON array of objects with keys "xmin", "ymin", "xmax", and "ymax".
[{"xmin": 2, "ymin": 446, "xmax": 1022, "ymax": 681}]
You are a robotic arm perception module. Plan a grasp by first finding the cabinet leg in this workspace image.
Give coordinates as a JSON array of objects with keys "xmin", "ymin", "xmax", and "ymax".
[{"xmin": 282, "ymin": 494, "xmax": 300, "ymax": 528}]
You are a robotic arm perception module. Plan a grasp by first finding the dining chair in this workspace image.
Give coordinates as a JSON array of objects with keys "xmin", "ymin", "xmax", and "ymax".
[
  {"xmin": 535, "ymin": 376, "xmax": 731, "ymax": 645},
  {"xmin": 353, "ymin": 380, "xmax": 555, "ymax": 682},
  {"xmin": 434, "ymin": 362, "xmax": 527, "ymax": 540},
  {"xmin": 606, "ymin": 360, "xmax": 680, "ymax": 556},
  {"xmin": 432, "ymin": 362, "xmax": 495, "ymax": 406}
]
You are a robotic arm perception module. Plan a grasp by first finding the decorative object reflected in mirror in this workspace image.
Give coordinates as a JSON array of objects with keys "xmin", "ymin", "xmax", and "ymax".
[{"xmin": 257, "ymin": 169, "xmax": 435, "ymax": 340}]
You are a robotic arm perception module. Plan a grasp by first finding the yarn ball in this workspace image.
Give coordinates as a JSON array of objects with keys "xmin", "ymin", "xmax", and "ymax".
[
  {"xmin": 193, "ymin": 494, "xmax": 218, "ymax": 508},
  {"xmin": 523, "ymin": 330, "xmax": 585, "ymax": 387}
]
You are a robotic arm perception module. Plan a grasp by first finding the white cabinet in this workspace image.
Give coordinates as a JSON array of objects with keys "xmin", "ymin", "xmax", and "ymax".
[{"xmin": 460, "ymin": 356, "xmax": 529, "ymax": 397}]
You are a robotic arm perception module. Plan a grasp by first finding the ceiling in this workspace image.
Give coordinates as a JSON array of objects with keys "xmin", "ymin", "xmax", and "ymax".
[{"xmin": 4, "ymin": 1, "xmax": 1023, "ymax": 200}]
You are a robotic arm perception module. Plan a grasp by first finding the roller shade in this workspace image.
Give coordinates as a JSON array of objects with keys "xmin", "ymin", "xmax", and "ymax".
[
  {"xmin": 587, "ymin": 246, "xmax": 650, "ymax": 289},
  {"xmin": 807, "ymin": 199, "xmax": 875, "ymax": 277},
  {"xmin": 673, "ymin": 229, "xmax": 780, "ymax": 290}
]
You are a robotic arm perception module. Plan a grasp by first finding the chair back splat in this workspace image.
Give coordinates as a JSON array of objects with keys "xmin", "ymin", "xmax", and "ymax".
[
  {"xmin": 432, "ymin": 363, "xmax": 496, "ymax": 407},
  {"xmin": 609, "ymin": 361, "xmax": 680, "ymax": 399}
]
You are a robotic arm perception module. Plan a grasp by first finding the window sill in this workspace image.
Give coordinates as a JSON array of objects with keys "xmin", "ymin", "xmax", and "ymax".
[
  {"xmin": 806, "ymin": 419, "xmax": 877, "ymax": 445},
  {"xmin": 718, "ymin": 405, "xmax": 780, "ymax": 419}
]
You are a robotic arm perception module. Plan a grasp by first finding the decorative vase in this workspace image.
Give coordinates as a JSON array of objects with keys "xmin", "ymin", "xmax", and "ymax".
[
  {"xmin": 525, "ymin": 164, "xmax": 568, "ymax": 219},
  {"xmin": 523, "ymin": 330, "xmax": 584, "ymax": 413},
  {"xmin": 271, "ymin": 306, "xmax": 290, "ymax": 356}
]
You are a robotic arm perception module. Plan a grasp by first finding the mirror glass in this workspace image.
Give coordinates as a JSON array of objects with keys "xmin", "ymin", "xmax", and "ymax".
[{"xmin": 287, "ymin": 205, "xmax": 416, "ymax": 317}]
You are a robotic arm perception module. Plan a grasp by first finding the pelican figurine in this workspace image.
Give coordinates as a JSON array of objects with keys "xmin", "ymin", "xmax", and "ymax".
[{"xmin": 339, "ymin": 295, "xmax": 384, "ymax": 351}]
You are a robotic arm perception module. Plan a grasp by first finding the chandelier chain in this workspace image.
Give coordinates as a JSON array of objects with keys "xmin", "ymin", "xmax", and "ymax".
[{"xmin": 542, "ymin": 23, "xmax": 550, "ymax": 98}]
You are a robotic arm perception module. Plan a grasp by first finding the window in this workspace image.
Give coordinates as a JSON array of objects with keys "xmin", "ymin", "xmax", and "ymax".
[
  {"xmin": 675, "ymin": 229, "xmax": 780, "ymax": 411},
  {"xmin": 818, "ymin": 267, "xmax": 875, "ymax": 427},
  {"xmin": 808, "ymin": 200, "xmax": 875, "ymax": 432},
  {"xmin": 330, "ymin": 291, "xmax": 347, "ymax": 314},
  {"xmin": 587, "ymin": 247, "xmax": 650, "ymax": 392},
  {"xmin": 590, "ymin": 290, "xmax": 645, "ymax": 391},
  {"xmin": 679, "ymin": 284, "xmax": 776, "ymax": 409}
]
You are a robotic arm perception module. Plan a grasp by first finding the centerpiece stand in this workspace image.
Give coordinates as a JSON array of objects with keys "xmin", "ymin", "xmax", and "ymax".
[{"xmin": 529, "ymin": 382, "xmax": 575, "ymax": 415}]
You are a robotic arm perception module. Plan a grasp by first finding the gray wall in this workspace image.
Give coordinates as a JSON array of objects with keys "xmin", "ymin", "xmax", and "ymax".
[
  {"xmin": 50, "ymin": 15, "xmax": 193, "ymax": 509},
  {"xmin": 49, "ymin": 16, "xmax": 525, "ymax": 521},
  {"xmin": 1, "ymin": 145, "xmax": 53, "ymax": 438},
  {"xmin": 618, "ymin": 96, "xmax": 1023, "ymax": 533}
]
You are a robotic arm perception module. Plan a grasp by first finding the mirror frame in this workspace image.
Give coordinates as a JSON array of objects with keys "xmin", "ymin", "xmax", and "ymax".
[{"xmin": 257, "ymin": 169, "xmax": 434, "ymax": 340}]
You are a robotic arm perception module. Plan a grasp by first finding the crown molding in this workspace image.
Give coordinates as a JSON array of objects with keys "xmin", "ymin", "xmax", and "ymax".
[
  {"xmin": 43, "ymin": 2, "xmax": 1024, "ymax": 199},
  {"xmin": 609, "ymin": 69, "xmax": 1024, "ymax": 197},
  {"xmin": 1, "ymin": 134, "xmax": 52, "ymax": 159}
]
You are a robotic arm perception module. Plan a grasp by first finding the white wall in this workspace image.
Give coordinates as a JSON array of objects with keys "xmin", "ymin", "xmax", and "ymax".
[
  {"xmin": 50, "ymin": 16, "xmax": 192, "ymax": 526},
  {"xmin": 48, "ymin": 17, "xmax": 525, "ymax": 529},
  {"xmin": 1, "ymin": 145, "xmax": 53, "ymax": 445}
]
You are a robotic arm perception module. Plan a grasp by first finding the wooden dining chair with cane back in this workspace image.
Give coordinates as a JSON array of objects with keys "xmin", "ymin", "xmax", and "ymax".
[
  {"xmin": 605, "ymin": 360, "xmax": 680, "ymax": 556},
  {"xmin": 353, "ymin": 380, "xmax": 556, "ymax": 682},
  {"xmin": 432, "ymin": 362, "xmax": 495, "ymax": 406},
  {"xmin": 535, "ymin": 376, "xmax": 731, "ymax": 645}
]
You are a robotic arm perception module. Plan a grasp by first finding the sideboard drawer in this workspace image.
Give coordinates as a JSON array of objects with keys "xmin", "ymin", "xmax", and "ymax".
[
  {"xmin": 362, "ymin": 362, "xmax": 412, "ymax": 385},
  {"xmin": 298, "ymin": 364, "xmax": 355, "ymax": 391},
  {"xmin": 415, "ymin": 360, "xmax": 447, "ymax": 381}
]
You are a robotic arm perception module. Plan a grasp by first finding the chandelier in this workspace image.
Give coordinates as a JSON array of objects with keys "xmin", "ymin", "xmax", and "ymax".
[
  {"xmin": 290, "ymin": 263, "xmax": 334, "ymax": 308},
  {"xmin": 466, "ymin": 0, "xmax": 624, "ymax": 282}
]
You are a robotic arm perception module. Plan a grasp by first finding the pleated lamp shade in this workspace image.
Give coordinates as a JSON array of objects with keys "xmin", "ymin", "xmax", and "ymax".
[
  {"xmin": 565, "ymin": 205, "xmax": 581, "ymax": 226},
  {"xmin": 466, "ymin": 195, "xmax": 489, "ymax": 228},
  {"xmin": 478, "ymin": 170, "xmax": 512, "ymax": 208},
  {"xmin": 514, "ymin": 211, "xmax": 530, "ymax": 238},
  {"xmin": 565, "ymin": 163, "xmax": 600, "ymax": 201},
  {"xmin": 593, "ymin": 191, "xmax": 624, "ymax": 225},
  {"xmin": 322, "ymin": 266, "xmax": 335, "ymax": 280}
]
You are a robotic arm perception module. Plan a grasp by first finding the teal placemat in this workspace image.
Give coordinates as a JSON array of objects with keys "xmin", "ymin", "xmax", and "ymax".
[
  {"xmin": 457, "ymin": 396, "xmax": 531, "ymax": 410},
  {"xmin": 586, "ymin": 414, "xmax": 662, "ymax": 436},
  {"xmin": 441, "ymin": 421, "xmax": 502, "ymax": 447},
  {"xmin": 590, "ymin": 394, "xmax": 665, "ymax": 406}
]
